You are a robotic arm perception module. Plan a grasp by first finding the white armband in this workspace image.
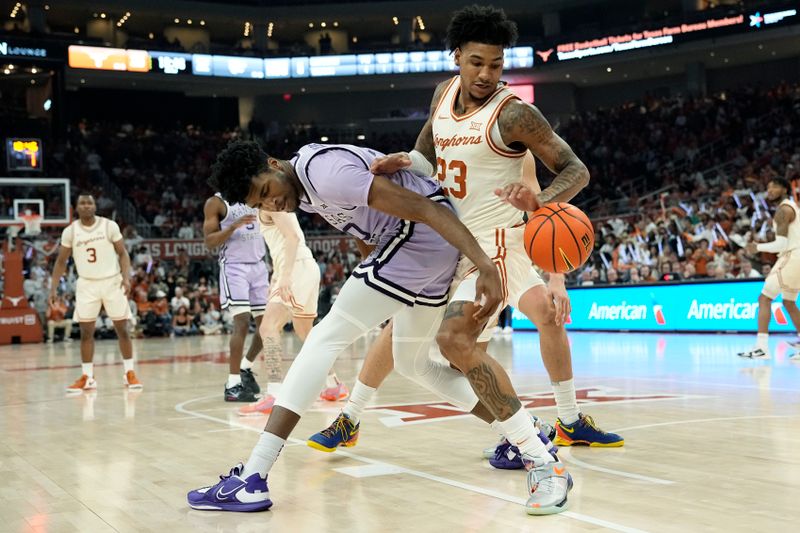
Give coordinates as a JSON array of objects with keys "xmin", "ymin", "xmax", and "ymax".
[
  {"xmin": 757, "ymin": 236, "xmax": 788, "ymax": 253},
  {"xmin": 408, "ymin": 150, "xmax": 434, "ymax": 177}
]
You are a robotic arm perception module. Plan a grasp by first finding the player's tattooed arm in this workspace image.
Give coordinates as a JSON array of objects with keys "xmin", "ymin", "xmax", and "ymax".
[
  {"xmin": 499, "ymin": 100, "xmax": 589, "ymax": 204},
  {"xmin": 413, "ymin": 79, "xmax": 451, "ymax": 167}
]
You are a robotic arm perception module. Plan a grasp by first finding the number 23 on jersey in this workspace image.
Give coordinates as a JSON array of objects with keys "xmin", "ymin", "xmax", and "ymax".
[{"xmin": 436, "ymin": 158, "xmax": 467, "ymax": 199}]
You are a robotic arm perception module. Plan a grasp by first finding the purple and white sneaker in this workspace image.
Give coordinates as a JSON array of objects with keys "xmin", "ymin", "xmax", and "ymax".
[
  {"xmin": 187, "ymin": 463, "xmax": 272, "ymax": 512},
  {"xmin": 489, "ymin": 429, "xmax": 559, "ymax": 470}
]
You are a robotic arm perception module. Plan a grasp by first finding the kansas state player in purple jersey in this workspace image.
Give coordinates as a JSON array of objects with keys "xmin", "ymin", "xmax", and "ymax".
[
  {"xmin": 202, "ymin": 193, "xmax": 267, "ymax": 402},
  {"xmin": 187, "ymin": 140, "xmax": 506, "ymax": 512}
]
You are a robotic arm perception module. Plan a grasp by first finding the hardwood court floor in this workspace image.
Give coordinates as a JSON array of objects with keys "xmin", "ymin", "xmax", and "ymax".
[{"xmin": 1, "ymin": 330, "xmax": 799, "ymax": 533}]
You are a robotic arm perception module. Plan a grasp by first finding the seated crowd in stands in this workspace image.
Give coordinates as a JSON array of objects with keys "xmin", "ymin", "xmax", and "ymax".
[{"xmin": 8, "ymin": 81, "xmax": 800, "ymax": 340}]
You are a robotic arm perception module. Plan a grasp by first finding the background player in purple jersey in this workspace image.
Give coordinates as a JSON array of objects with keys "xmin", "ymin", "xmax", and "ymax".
[
  {"xmin": 187, "ymin": 140, "xmax": 510, "ymax": 512},
  {"xmin": 202, "ymin": 193, "xmax": 268, "ymax": 402}
]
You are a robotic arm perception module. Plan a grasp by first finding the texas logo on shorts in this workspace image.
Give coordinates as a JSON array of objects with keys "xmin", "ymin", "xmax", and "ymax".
[{"xmin": 369, "ymin": 387, "xmax": 702, "ymax": 427}]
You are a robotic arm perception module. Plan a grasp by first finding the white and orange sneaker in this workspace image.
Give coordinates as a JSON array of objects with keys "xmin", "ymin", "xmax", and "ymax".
[
  {"xmin": 124, "ymin": 370, "xmax": 143, "ymax": 390},
  {"xmin": 66, "ymin": 374, "xmax": 97, "ymax": 394},
  {"xmin": 319, "ymin": 382, "xmax": 349, "ymax": 402},
  {"xmin": 238, "ymin": 395, "xmax": 275, "ymax": 416}
]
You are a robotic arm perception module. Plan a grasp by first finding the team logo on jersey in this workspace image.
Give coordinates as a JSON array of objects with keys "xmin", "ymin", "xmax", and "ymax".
[
  {"xmin": 469, "ymin": 121, "xmax": 482, "ymax": 132},
  {"xmin": 369, "ymin": 387, "xmax": 695, "ymax": 427},
  {"xmin": 434, "ymin": 133, "xmax": 483, "ymax": 151}
]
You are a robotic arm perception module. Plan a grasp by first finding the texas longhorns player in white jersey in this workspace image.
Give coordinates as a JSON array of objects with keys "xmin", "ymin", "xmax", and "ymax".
[
  {"xmin": 366, "ymin": 5, "xmax": 623, "ymax": 514},
  {"xmin": 739, "ymin": 177, "xmax": 800, "ymax": 360},
  {"xmin": 50, "ymin": 193, "xmax": 142, "ymax": 393},
  {"xmin": 237, "ymin": 211, "xmax": 349, "ymax": 416}
]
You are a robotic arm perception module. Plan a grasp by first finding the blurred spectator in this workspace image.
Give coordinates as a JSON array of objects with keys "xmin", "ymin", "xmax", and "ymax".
[
  {"xmin": 199, "ymin": 302, "xmax": 224, "ymax": 335},
  {"xmin": 170, "ymin": 287, "xmax": 190, "ymax": 313},
  {"xmin": 143, "ymin": 290, "xmax": 172, "ymax": 337},
  {"xmin": 737, "ymin": 260, "xmax": 762, "ymax": 279},
  {"xmin": 172, "ymin": 306, "xmax": 195, "ymax": 336},
  {"xmin": 46, "ymin": 294, "xmax": 73, "ymax": 343}
]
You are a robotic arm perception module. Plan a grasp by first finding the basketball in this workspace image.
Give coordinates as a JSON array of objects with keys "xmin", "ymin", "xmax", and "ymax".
[{"xmin": 524, "ymin": 202, "xmax": 594, "ymax": 273}]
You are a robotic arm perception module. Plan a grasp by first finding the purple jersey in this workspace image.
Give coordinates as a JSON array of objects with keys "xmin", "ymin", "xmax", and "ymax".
[
  {"xmin": 292, "ymin": 144, "xmax": 440, "ymax": 245},
  {"xmin": 217, "ymin": 194, "xmax": 266, "ymax": 264}
]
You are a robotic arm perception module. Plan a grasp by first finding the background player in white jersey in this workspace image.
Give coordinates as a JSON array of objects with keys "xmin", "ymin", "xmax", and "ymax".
[
  {"xmin": 203, "ymin": 194, "xmax": 267, "ymax": 402},
  {"xmin": 738, "ymin": 177, "xmax": 800, "ymax": 360},
  {"xmin": 237, "ymin": 210, "xmax": 349, "ymax": 416},
  {"xmin": 50, "ymin": 193, "xmax": 142, "ymax": 392}
]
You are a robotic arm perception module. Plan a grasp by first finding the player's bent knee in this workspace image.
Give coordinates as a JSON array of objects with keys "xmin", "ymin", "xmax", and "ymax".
[
  {"xmin": 435, "ymin": 329, "xmax": 477, "ymax": 366},
  {"xmin": 519, "ymin": 287, "xmax": 557, "ymax": 328}
]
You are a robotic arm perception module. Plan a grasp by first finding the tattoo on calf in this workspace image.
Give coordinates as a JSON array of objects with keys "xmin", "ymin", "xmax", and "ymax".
[
  {"xmin": 262, "ymin": 338, "xmax": 284, "ymax": 381},
  {"xmin": 465, "ymin": 362, "xmax": 522, "ymax": 420}
]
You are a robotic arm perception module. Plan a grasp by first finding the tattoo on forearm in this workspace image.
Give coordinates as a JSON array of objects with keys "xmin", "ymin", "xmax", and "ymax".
[
  {"xmin": 262, "ymin": 337, "xmax": 284, "ymax": 381},
  {"xmin": 444, "ymin": 301, "xmax": 467, "ymax": 321},
  {"xmin": 465, "ymin": 362, "xmax": 522, "ymax": 420},
  {"xmin": 500, "ymin": 101, "xmax": 588, "ymax": 203},
  {"xmin": 538, "ymin": 147, "xmax": 586, "ymax": 203}
]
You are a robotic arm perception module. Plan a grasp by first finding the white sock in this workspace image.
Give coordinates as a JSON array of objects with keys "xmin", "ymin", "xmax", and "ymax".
[
  {"xmin": 552, "ymin": 378, "xmax": 580, "ymax": 425},
  {"xmin": 490, "ymin": 420, "xmax": 504, "ymax": 439},
  {"xmin": 267, "ymin": 382, "xmax": 282, "ymax": 396},
  {"xmin": 82, "ymin": 363, "xmax": 93, "ymax": 379},
  {"xmin": 123, "ymin": 358, "xmax": 134, "ymax": 373},
  {"xmin": 342, "ymin": 379, "xmax": 375, "ymax": 424},
  {"xmin": 498, "ymin": 408, "xmax": 553, "ymax": 463},
  {"xmin": 227, "ymin": 374, "xmax": 242, "ymax": 388},
  {"xmin": 241, "ymin": 357, "xmax": 254, "ymax": 371},
  {"xmin": 325, "ymin": 373, "xmax": 340, "ymax": 388},
  {"xmin": 756, "ymin": 333, "xmax": 769, "ymax": 350},
  {"xmin": 241, "ymin": 431, "xmax": 285, "ymax": 479}
]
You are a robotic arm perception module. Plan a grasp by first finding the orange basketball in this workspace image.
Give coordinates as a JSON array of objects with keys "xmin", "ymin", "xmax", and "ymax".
[{"xmin": 524, "ymin": 202, "xmax": 594, "ymax": 273}]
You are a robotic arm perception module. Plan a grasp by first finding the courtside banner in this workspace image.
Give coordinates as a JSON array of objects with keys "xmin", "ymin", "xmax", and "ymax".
[{"xmin": 511, "ymin": 280, "xmax": 794, "ymax": 333}]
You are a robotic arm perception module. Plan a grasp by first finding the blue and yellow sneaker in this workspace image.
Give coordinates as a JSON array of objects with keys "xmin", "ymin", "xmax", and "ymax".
[
  {"xmin": 554, "ymin": 413, "xmax": 624, "ymax": 447},
  {"xmin": 307, "ymin": 412, "xmax": 359, "ymax": 452}
]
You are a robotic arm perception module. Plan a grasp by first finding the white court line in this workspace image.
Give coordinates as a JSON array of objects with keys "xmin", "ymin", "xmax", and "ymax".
[
  {"xmin": 597, "ymin": 375, "xmax": 800, "ymax": 393},
  {"xmin": 558, "ymin": 449, "xmax": 674, "ymax": 485},
  {"xmin": 610, "ymin": 414, "xmax": 800, "ymax": 434},
  {"xmin": 175, "ymin": 394, "xmax": 650, "ymax": 533}
]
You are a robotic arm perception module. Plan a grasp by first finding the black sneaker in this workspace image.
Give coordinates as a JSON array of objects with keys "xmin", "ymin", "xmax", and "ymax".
[
  {"xmin": 225, "ymin": 382, "xmax": 257, "ymax": 402},
  {"xmin": 240, "ymin": 368, "xmax": 260, "ymax": 395}
]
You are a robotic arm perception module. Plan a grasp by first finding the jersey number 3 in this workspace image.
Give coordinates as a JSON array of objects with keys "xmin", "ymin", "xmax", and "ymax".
[
  {"xmin": 87, "ymin": 247, "xmax": 97, "ymax": 263},
  {"xmin": 436, "ymin": 158, "xmax": 467, "ymax": 199}
]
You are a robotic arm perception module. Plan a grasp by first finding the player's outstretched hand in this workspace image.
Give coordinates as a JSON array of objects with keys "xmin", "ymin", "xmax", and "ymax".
[
  {"xmin": 473, "ymin": 267, "xmax": 503, "ymax": 322},
  {"xmin": 495, "ymin": 183, "xmax": 541, "ymax": 212},
  {"xmin": 48, "ymin": 288, "xmax": 57, "ymax": 307},
  {"xmin": 370, "ymin": 152, "xmax": 412, "ymax": 175},
  {"xmin": 234, "ymin": 214, "xmax": 257, "ymax": 228}
]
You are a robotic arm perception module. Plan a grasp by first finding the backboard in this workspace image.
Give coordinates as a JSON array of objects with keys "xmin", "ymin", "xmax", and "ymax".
[{"xmin": 0, "ymin": 178, "xmax": 71, "ymax": 228}]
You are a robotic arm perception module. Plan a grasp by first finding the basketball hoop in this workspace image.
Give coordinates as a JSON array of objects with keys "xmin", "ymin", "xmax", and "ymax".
[{"xmin": 20, "ymin": 213, "xmax": 43, "ymax": 237}]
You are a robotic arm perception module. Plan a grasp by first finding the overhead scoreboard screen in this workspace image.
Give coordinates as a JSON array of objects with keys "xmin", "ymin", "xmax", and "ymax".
[
  {"xmin": 67, "ymin": 45, "xmax": 534, "ymax": 79},
  {"xmin": 6, "ymin": 138, "xmax": 43, "ymax": 172}
]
